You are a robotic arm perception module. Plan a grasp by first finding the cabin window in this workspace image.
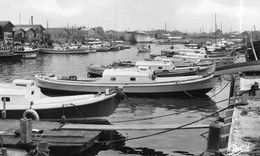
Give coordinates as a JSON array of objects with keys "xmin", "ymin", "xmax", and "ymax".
[
  {"xmin": 1, "ymin": 97, "xmax": 10, "ymax": 102},
  {"xmin": 15, "ymin": 84, "xmax": 27, "ymax": 87},
  {"xmin": 158, "ymin": 67, "xmax": 163, "ymax": 69},
  {"xmin": 130, "ymin": 77, "xmax": 136, "ymax": 81},
  {"xmin": 110, "ymin": 77, "xmax": 116, "ymax": 81},
  {"xmin": 31, "ymin": 91, "xmax": 34, "ymax": 95}
]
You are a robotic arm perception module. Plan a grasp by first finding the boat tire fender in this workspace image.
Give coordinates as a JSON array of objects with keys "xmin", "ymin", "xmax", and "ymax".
[
  {"xmin": 23, "ymin": 109, "xmax": 40, "ymax": 121},
  {"xmin": 149, "ymin": 71, "xmax": 156, "ymax": 80}
]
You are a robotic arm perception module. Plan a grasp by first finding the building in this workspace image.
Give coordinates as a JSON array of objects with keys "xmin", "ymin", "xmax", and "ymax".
[
  {"xmin": 0, "ymin": 21, "xmax": 15, "ymax": 41},
  {"xmin": 13, "ymin": 27, "xmax": 36, "ymax": 43},
  {"xmin": 66, "ymin": 26, "xmax": 106, "ymax": 42},
  {"xmin": 14, "ymin": 24, "xmax": 45, "ymax": 41},
  {"xmin": 44, "ymin": 28, "xmax": 72, "ymax": 42},
  {"xmin": 106, "ymin": 30, "xmax": 122, "ymax": 40}
]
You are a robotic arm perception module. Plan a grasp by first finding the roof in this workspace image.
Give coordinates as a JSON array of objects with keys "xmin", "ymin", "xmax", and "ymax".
[
  {"xmin": 44, "ymin": 28, "xmax": 71, "ymax": 35},
  {"xmin": 0, "ymin": 21, "xmax": 14, "ymax": 27},
  {"xmin": 67, "ymin": 29, "xmax": 89, "ymax": 35},
  {"xmin": 14, "ymin": 24, "xmax": 45, "ymax": 30},
  {"xmin": 13, "ymin": 27, "xmax": 35, "ymax": 32}
]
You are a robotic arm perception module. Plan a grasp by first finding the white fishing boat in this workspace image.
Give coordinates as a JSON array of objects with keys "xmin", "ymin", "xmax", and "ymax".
[
  {"xmin": 154, "ymin": 55, "xmax": 203, "ymax": 67},
  {"xmin": 137, "ymin": 45, "xmax": 151, "ymax": 52},
  {"xmin": 11, "ymin": 46, "xmax": 39, "ymax": 59},
  {"xmin": 34, "ymin": 67, "xmax": 218, "ymax": 96},
  {"xmin": 135, "ymin": 60, "xmax": 216, "ymax": 77},
  {"xmin": 0, "ymin": 79, "xmax": 125, "ymax": 122}
]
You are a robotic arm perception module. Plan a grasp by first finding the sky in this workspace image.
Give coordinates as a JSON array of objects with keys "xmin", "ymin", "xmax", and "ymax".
[{"xmin": 0, "ymin": 0, "xmax": 259, "ymax": 33}]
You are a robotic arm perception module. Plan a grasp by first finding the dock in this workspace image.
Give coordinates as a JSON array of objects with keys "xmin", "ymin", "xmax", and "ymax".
[
  {"xmin": 0, "ymin": 119, "xmax": 117, "ymax": 156},
  {"xmin": 214, "ymin": 60, "xmax": 260, "ymax": 77},
  {"xmin": 203, "ymin": 73, "xmax": 260, "ymax": 156}
]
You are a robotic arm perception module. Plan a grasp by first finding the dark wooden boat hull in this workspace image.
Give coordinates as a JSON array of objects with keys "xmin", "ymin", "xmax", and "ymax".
[
  {"xmin": 2, "ymin": 92, "xmax": 124, "ymax": 123},
  {"xmin": 39, "ymin": 48, "xmax": 89, "ymax": 54},
  {"xmin": 39, "ymin": 86, "xmax": 214, "ymax": 98},
  {"xmin": 0, "ymin": 53, "xmax": 23, "ymax": 61}
]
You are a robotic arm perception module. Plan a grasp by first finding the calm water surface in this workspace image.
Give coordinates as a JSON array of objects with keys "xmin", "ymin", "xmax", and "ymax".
[{"xmin": 0, "ymin": 43, "xmax": 231, "ymax": 156}]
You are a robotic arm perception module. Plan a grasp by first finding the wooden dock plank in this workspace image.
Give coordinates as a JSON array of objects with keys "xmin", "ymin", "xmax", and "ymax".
[
  {"xmin": 61, "ymin": 123, "xmax": 209, "ymax": 131},
  {"xmin": 0, "ymin": 119, "xmax": 102, "ymax": 147}
]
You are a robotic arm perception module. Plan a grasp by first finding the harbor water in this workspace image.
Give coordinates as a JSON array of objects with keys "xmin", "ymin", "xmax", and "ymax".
[{"xmin": 0, "ymin": 44, "xmax": 232, "ymax": 156}]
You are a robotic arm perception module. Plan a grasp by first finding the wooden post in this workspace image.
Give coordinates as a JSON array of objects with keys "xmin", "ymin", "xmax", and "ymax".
[
  {"xmin": 1, "ymin": 148, "xmax": 7, "ymax": 156},
  {"xmin": 207, "ymin": 123, "xmax": 222, "ymax": 151},
  {"xmin": 1, "ymin": 97, "xmax": 6, "ymax": 119},
  {"xmin": 20, "ymin": 118, "xmax": 32, "ymax": 144},
  {"xmin": 229, "ymin": 75, "xmax": 235, "ymax": 100}
]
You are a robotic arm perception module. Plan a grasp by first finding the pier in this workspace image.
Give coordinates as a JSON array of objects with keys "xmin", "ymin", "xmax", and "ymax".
[
  {"xmin": 203, "ymin": 72, "xmax": 260, "ymax": 155},
  {"xmin": 0, "ymin": 118, "xmax": 120, "ymax": 156}
]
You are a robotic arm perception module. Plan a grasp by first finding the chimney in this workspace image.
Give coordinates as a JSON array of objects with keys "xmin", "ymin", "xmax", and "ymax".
[{"xmin": 31, "ymin": 16, "xmax": 33, "ymax": 25}]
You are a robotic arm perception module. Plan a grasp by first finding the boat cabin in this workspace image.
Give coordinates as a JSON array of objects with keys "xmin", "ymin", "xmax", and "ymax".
[
  {"xmin": 135, "ymin": 61, "xmax": 175, "ymax": 74},
  {"xmin": 0, "ymin": 79, "xmax": 42, "ymax": 108},
  {"xmin": 12, "ymin": 79, "xmax": 36, "ymax": 88},
  {"xmin": 172, "ymin": 55, "xmax": 202, "ymax": 64},
  {"xmin": 154, "ymin": 56, "xmax": 198, "ymax": 67},
  {"xmin": 185, "ymin": 43, "xmax": 200, "ymax": 49},
  {"xmin": 178, "ymin": 48, "xmax": 206, "ymax": 54},
  {"xmin": 101, "ymin": 67, "xmax": 156, "ymax": 83}
]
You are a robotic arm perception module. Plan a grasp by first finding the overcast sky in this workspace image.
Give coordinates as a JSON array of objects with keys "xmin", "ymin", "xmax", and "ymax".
[{"xmin": 0, "ymin": 0, "xmax": 259, "ymax": 33}]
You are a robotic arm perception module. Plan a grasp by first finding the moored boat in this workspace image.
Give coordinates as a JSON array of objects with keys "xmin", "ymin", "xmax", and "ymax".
[
  {"xmin": 0, "ymin": 50, "xmax": 23, "ymax": 61},
  {"xmin": 11, "ymin": 46, "xmax": 39, "ymax": 59},
  {"xmin": 86, "ymin": 60, "xmax": 136, "ymax": 77},
  {"xmin": 34, "ymin": 67, "xmax": 218, "ymax": 96},
  {"xmin": 39, "ymin": 46, "xmax": 90, "ymax": 54},
  {"xmin": 137, "ymin": 45, "xmax": 151, "ymax": 52},
  {"xmin": 0, "ymin": 79, "xmax": 125, "ymax": 123}
]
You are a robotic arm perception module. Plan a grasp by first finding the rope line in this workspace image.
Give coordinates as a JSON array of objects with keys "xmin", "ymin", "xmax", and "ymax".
[
  {"xmin": 112, "ymin": 99, "xmax": 228, "ymax": 123},
  {"xmin": 72, "ymin": 102, "xmax": 245, "ymax": 145},
  {"xmin": 209, "ymin": 79, "xmax": 231, "ymax": 98}
]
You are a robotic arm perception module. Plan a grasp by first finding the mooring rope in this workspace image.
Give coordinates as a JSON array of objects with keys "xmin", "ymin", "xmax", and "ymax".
[
  {"xmin": 61, "ymin": 77, "xmax": 231, "ymax": 123},
  {"xmin": 79, "ymin": 102, "xmax": 247, "ymax": 144},
  {"xmin": 208, "ymin": 78, "xmax": 231, "ymax": 98},
  {"xmin": 183, "ymin": 77, "xmax": 231, "ymax": 99},
  {"xmin": 64, "ymin": 96, "xmax": 230, "ymax": 124},
  {"xmin": 112, "ymin": 98, "xmax": 229, "ymax": 123}
]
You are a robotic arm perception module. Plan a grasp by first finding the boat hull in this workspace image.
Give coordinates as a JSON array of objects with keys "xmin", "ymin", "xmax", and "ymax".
[
  {"xmin": 39, "ymin": 48, "xmax": 90, "ymax": 54},
  {"xmin": 0, "ymin": 51, "xmax": 23, "ymax": 61},
  {"xmin": 11, "ymin": 49, "xmax": 39, "ymax": 59},
  {"xmin": 1, "ymin": 92, "xmax": 124, "ymax": 123},
  {"xmin": 35, "ymin": 74, "xmax": 218, "ymax": 96}
]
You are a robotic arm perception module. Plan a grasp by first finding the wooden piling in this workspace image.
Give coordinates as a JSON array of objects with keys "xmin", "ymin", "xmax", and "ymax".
[
  {"xmin": 1, "ymin": 97, "xmax": 7, "ymax": 119},
  {"xmin": 20, "ymin": 118, "xmax": 32, "ymax": 144},
  {"xmin": 1, "ymin": 147, "xmax": 7, "ymax": 156},
  {"xmin": 207, "ymin": 123, "xmax": 222, "ymax": 151},
  {"xmin": 229, "ymin": 75, "xmax": 236, "ymax": 100}
]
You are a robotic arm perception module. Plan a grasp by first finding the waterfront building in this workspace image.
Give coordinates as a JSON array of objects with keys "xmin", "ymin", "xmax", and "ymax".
[
  {"xmin": 14, "ymin": 24, "xmax": 45, "ymax": 41},
  {"xmin": 0, "ymin": 21, "xmax": 15, "ymax": 41},
  {"xmin": 44, "ymin": 28, "xmax": 72, "ymax": 42},
  {"xmin": 13, "ymin": 27, "xmax": 36, "ymax": 43}
]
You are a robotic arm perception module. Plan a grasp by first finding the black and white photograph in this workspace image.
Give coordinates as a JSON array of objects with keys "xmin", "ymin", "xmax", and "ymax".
[{"xmin": 0, "ymin": 0, "xmax": 259, "ymax": 155}]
